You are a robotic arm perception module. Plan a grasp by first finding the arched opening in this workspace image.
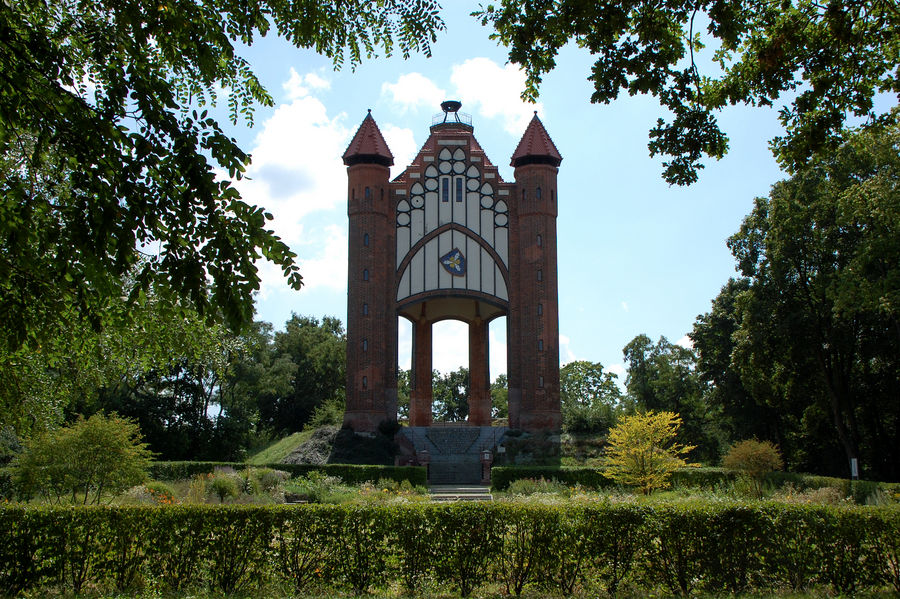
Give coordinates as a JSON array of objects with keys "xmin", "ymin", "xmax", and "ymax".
[{"xmin": 431, "ymin": 319, "xmax": 469, "ymax": 423}]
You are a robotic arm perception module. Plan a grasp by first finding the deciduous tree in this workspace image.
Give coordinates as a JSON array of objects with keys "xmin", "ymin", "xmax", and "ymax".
[
  {"xmin": 601, "ymin": 410, "xmax": 696, "ymax": 495},
  {"xmin": 476, "ymin": 0, "xmax": 899, "ymax": 184},
  {"xmin": 1, "ymin": 0, "xmax": 443, "ymax": 353}
]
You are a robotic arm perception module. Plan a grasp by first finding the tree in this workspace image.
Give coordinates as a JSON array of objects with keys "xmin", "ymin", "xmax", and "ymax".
[
  {"xmin": 1, "ymin": 0, "xmax": 443, "ymax": 354},
  {"xmin": 723, "ymin": 439, "xmax": 784, "ymax": 498},
  {"xmin": 601, "ymin": 410, "xmax": 696, "ymax": 495},
  {"xmin": 491, "ymin": 374, "xmax": 509, "ymax": 419},
  {"xmin": 559, "ymin": 360, "xmax": 622, "ymax": 434},
  {"xmin": 16, "ymin": 413, "xmax": 153, "ymax": 504},
  {"xmin": 259, "ymin": 315, "xmax": 346, "ymax": 434},
  {"xmin": 433, "ymin": 367, "xmax": 470, "ymax": 422},
  {"xmin": 725, "ymin": 118, "xmax": 900, "ymax": 480},
  {"xmin": 691, "ymin": 278, "xmax": 791, "ymax": 447},
  {"xmin": 622, "ymin": 334, "xmax": 720, "ymax": 461},
  {"xmin": 475, "ymin": 1, "xmax": 899, "ymax": 185}
]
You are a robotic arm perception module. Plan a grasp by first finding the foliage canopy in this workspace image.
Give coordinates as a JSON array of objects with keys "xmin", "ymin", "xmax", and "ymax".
[
  {"xmin": 476, "ymin": 0, "xmax": 900, "ymax": 185},
  {"xmin": 0, "ymin": 0, "xmax": 443, "ymax": 353},
  {"xmin": 15, "ymin": 412, "xmax": 153, "ymax": 504},
  {"xmin": 601, "ymin": 410, "xmax": 696, "ymax": 494}
]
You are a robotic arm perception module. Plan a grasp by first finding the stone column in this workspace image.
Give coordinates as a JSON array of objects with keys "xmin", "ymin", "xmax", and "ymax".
[
  {"xmin": 467, "ymin": 319, "xmax": 491, "ymax": 426},
  {"xmin": 409, "ymin": 318, "xmax": 433, "ymax": 426}
]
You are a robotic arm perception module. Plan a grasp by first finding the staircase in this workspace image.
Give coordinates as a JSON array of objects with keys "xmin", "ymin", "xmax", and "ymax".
[{"xmin": 399, "ymin": 426, "xmax": 507, "ymax": 485}]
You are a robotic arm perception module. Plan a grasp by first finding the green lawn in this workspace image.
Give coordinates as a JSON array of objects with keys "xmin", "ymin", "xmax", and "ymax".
[{"xmin": 245, "ymin": 429, "xmax": 314, "ymax": 465}]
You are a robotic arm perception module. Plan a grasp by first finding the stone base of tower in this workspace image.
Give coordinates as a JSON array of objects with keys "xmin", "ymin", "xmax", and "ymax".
[
  {"xmin": 342, "ymin": 410, "xmax": 395, "ymax": 433},
  {"xmin": 516, "ymin": 410, "xmax": 561, "ymax": 432}
]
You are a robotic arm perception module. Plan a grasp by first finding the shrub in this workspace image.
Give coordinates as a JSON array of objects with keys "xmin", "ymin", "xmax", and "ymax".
[
  {"xmin": 506, "ymin": 477, "xmax": 570, "ymax": 497},
  {"xmin": 601, "ymin": 411, "xmax": 697, "ymax": 494},
  {"xmin": 144, "ymin": 481, "xmax": 177, "ymax": 505},
  {"xmin": 208, "ymin": 472, "xmax": 240, "ymax": 503},
  {"xmin": 724, "ymin": 439, "xmax": 784, "ymax": 498},
  {"xmin": 15, "ymin": 413, "xmax": 153, "ymax": 504}
]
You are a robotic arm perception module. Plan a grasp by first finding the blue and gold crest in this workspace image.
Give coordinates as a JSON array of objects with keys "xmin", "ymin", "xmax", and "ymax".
[{"xmin": 440, "ymin": 247, "xmax": 466, "ymax": 276}]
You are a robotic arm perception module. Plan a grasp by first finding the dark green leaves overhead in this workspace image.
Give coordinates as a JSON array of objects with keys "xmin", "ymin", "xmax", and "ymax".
[
  {"xmin": 475, "ymin": 0, "xmax": 899, "ymax": 185},
  {"xmin": 0, "ymin": 0, "xmax": 444, "ymax": 352}
]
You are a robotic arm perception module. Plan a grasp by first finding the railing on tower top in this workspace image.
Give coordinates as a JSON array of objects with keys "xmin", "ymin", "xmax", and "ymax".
[{"xmin": 432, "ymin": 111, "xmax": 473, "ymax": 127}]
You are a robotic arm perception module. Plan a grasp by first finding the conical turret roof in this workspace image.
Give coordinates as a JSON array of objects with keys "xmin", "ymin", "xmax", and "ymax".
[
  {"xmin": 343, "ymin": 111, "xmax": 394, "ymax": 167},
  {"xmin": 510, "ymin": 112, "xmax": 562, "ymax": 167}
]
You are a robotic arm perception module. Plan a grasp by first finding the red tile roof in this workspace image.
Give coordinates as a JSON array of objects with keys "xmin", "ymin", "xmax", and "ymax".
[
  {"xmin": 510, "ymin": 113, "xmax": 562, "ymax": 167},
  {"xmin": 343, "ymin": 111, "xmax": 394, "ymax": 165}
]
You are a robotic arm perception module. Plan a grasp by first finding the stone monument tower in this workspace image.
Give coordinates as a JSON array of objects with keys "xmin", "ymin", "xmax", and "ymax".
[{"xmin": 342, "ymin": 101, "xmax": 562, "ymax": 433}]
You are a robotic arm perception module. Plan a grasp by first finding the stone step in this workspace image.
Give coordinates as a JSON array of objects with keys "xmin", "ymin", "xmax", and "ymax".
[{"xmin": 429, "ymin": 485, "xmax": 493, "ymax": 502}]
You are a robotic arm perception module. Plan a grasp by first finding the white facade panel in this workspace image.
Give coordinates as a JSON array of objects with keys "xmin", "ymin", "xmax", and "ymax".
[
  {"xmin": 437, "ymin": 231, "xmax": 452, "ymax": 290},
  {"xmin": 424, "ymin": 237, "xmax": 439, "ymax": 291},
  {"xmin": 452, "ymin": 230, "xmax": 465, "ymax": 290},
  {"xmin": 410, "ymin": 248, "xmax": 424, "ymax": 296},
  {"xmin": 496, "ymin": 270, "xmax": 508, "ymax": 301},
  {"xmin": 466, "ymin": 192, "xmax": 480, "ymax": 235},
  {"xmin": 424, "ymin": 192, "xmax": 438, "ymax": 234},
  {"xmin": 397, "ymin": 267, "xmax": 410, "ymax": 301},
  {"xmin": 397, "ymin": 227, "xmax": 410, "ymax": 268},
  {"xmin": 480, "ymin": 210, "xmax": 494, "ymax": 246},
  {"xmin": 481, "ymin": 247, "xmax": 495, "ymax": 296},
  {"xmin": 411, "ymin": 208, "xmax": 424, "ymax": 246},
  {"xmin": 466, "ymin": 235, "xmax": 481, "ymax": 292},
  {"xmin": 495, "ymin": 227, "xmax": 509, "ymax": 267}
]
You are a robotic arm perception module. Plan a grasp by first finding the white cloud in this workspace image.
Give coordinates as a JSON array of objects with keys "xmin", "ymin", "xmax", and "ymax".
[
  {"xmin": 381, "ymin": 73, "xmax": 446, "ymax": 113},
  {"xmin": 450, "ymin": 58, "xmax": 544, "ymax": 135},
  {"xmin": 296, "ymin": 224, "xmax": 348, "ymax": 292},
  {"xmin": 621, "ymin": 301, "xmax": 629, "ymax": 312},
  {"xmin": 607, "ymin": 363, "xmax": 627, "ymax": 392},
  {"xmin": 235, "ymin": 90, "xmax": 350, "ymax": 247},
  {"xmin": 282, "ymin": 68, "xmax": 332, "ymax": 101},
  {"xmin": 431, "ymin": 320, "xmax": 469, "ymax": 374},
  {"xmin": 676, "ymin": 334, "xmax": 694, "ymax": 349},
  {"xmin": 559, "ymin": 334, "xmax": 576, "ymax": 363},
  {"xmin": 380, "ymin": 124, "xmax": 419, "ymax": 180}
]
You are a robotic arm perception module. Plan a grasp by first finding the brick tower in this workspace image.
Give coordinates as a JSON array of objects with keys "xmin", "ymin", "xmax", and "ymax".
[
  {"xmin": 342, "ymin": 103, "xmax": 562, "ymax": 433},
  {"xmin": 507, "ymin": 113, "xmax": 563, "ymax": 430},
  {"xmin": 342, "ymin": 111, "xmax": 399, "ymax": 431}
]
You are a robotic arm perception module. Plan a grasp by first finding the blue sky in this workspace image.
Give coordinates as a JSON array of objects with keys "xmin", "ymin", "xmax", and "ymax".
[{"xmin": 220, "ymin": 3, "xmax": 787, "ymax": 384}]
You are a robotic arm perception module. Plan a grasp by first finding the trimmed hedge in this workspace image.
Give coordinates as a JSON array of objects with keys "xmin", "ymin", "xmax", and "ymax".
[
  {"xmin": 149, "ymin": 461, "xmax": 426, "ymax": 487},
  {"xmin": 1, "ymin": 502, "xmax": 898, "ymax": 597},
  {"xmin": 492, "ymin": 465, "xmax": 898, "ymax": 500}
]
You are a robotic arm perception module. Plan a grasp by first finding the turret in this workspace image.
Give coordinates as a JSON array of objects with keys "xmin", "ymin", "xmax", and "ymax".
[{"xmin": 343, "ymin": 111, "xmax": 398, "ymax": 431}]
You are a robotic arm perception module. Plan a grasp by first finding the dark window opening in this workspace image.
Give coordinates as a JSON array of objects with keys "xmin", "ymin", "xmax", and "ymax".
[
  {"xmin": 363, "ymin": 339, "xmax": 368, "ymax": 351},
  {"xmin": 538, "ymin": 304, "xmax": 543, "ymax": 315},
  {"xmin": 537, "ymin": 269, "xmax": 543, "ymax": 282},
  {"xmin": 363, "ymin": 303, "xmax": 369, "ymax": 315},
  {"xmin": 363, "ymin": 269, "xmax": 369, "ymax": 281},
  {"xmin": 539, "ymin": 375, "xmax": 544, "ymax": 388},
  {"xmin": 455, "ymin": 177, "xmax": 463, "ymax": 202},
  {"xmin": 363, "ymin": 233, "xmax": 369, "ymax": 246},
  {"xmin": 538, "ymin": 339, "xmax": 544, "ymax": 351},
  {"xmin": 536, "ymin": 186, "xmax": 542, "ymax": 200},
  {"xmin": 363, "ymin": 376, "xmax": 368, "ymax": 389},
  {"xmin": 365, "ymin": 187, "xmax": 371, "ymax": 199},
  {"xmin": 442, "ymin": 178, "xmax": 449, "ymax": 202},
  {"xmin": 537, "ymin": 234, "xmax": 542, "ymax": 247}
]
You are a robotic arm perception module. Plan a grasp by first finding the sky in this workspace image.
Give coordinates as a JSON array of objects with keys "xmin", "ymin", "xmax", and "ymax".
[{"xmin": 216, "ymin": 3, "xmax": 787, "ymax": 385}]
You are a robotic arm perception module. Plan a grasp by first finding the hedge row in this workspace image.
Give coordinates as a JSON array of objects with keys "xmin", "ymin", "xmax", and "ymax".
[
  {"xmin": 491, "ymin": 466, "xmax": 897, "ymax": 501},
  {"xmin": 1, "ymin": 502, "xmax": 898, "ymax": 597},
  {"xmin": 149, "ymin": 461, "xmax": 427, "ymax": 486}
]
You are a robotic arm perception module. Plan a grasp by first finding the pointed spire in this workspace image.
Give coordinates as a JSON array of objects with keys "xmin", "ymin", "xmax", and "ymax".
[
  {"xmin": 510, "ymin": 112, "xmax": 562, "ymax": 167},
  {"xmin": 343, "ymin": 111, "xmax": 394, "ymax": 167}
]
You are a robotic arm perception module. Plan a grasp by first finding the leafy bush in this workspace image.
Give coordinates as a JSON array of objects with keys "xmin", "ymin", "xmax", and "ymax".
[
  {"xmin": 144, "ymin": 481, "xmax": 177, "ymax": 505},
  {"xmin": 724, "ymin": 439, "xmax": 784, "ymax": 497},
  {"xmin": 15, "ymin": 413, "xmax": 153, "ymax": 504},
  {"xmin": 208, "ymin": 472, "xmax": 241, "ymax": 503},
  {"xmin": 505, "ymin": 477, "xmax": 571, "ymax": 497},
  {"xmin": 149, "ymin": 460, "xmax": 426, "ymax": 487},
  {"xmin": 602, "ymin": 411, "xmax": 697, "ymax": 494},
  {"xmin": 0, "ymin": 502, "xmax": 898, "ymax": 596}
]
